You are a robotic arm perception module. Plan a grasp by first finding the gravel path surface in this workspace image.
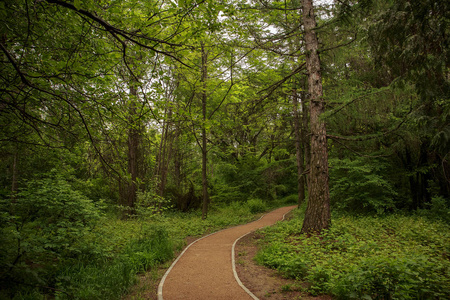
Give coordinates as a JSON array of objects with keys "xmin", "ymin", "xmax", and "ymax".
[{"xmin": 158, "ymin": 205, "xmax": 297, "ymax": 300}]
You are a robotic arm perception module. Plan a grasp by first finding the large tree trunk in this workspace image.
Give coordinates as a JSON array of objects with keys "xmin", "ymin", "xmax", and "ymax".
[
  {"xmin": 301, "ymin": 0, "xmax": 331, "ymax": 233},
  {"xmin": 201, "ymin": 43, "xmax": 210, "ymax": 220}
]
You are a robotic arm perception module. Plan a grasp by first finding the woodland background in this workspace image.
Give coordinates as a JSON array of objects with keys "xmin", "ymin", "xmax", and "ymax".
[{"xmin": 0, "ymin": 0, "xmax": 448, "ymax": 299}]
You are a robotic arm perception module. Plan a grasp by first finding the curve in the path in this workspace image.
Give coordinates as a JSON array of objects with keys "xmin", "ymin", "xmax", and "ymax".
[{"xmin": 158, "ymin": 205, "xmax": 297, "ymax": 300}]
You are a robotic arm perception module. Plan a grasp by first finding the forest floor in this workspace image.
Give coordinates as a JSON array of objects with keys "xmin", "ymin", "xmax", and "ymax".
[
  {"xmin": 124, "ymin": 206, "xmax": 331, "ymax": 300},
  {"xmin": 235, "ymin": 231, "xmax": 332, "ymax": 300}
]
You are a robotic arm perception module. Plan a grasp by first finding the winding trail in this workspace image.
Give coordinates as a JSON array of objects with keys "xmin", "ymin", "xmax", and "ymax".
[{"xmin": 158, "ymin": 205, "xmax": 297, "ymax": 300}]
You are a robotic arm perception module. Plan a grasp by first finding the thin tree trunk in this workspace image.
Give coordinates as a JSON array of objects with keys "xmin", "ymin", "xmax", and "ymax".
[
  {"xmin": 292, "ymin": 88, "xmax": 306, "ymax": 206},
  {"xmin": 156, "ymin": 106, "xmax": 173, "ymax": 200},
  {"xmin": 173, "ymin": 126, "xmax": 182, "ymax": 191},
  {"xmin": 125, "ymin": 85, "xmax": 140, "ymax": 209},
  {"xmin": 201, "ymin": 43, "xmax": 210, "ymax": 220},
  {"xmin": 155, "ymin": 109, "xmax": 167, "ymax": 189},
  {"xmin": 301, "ymin": 0, "xmax": 331, "ymax": 233},
  {"xmin": 11, "ymin": 145, "xmax": 18, "ymax": 201}
]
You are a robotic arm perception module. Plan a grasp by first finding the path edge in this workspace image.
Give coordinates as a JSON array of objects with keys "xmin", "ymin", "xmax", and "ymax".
[
  {"xmin": 231, "ymin": 206, "xmax": 295, "ymax": 300},
  {"xmin": 157, "ymin": 205, "xmax": 296, "ymax": 300},
  {"xmin": 157, "ymin": 213, "xmax": 266, "ymax": 300}
]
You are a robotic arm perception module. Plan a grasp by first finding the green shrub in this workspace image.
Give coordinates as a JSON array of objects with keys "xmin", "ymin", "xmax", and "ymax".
[
  {"xmin": 247, "ymin": 198, "xmax": 268, "ymax": 213},
  {"xmin": 0, "ymin": 171, "xmax": 104, "ymax": 296},
  {"xmin": 417, "ymin": 196, "xmax": 450, "ymax": 223},
  {"xmin": 136, "ymin": 188, "xmax": 172, "ymax": 219},
  {"xmin": 280, "ymin": 194, "xmax": 300, "ymax": 205},
  {"xmin": 329, "ymin": 157, "xmax": 397, "ymax": 214}
]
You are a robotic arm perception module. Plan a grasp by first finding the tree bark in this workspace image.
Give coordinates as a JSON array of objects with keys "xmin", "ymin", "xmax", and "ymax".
[
  {"xmin": 292, "ymin": 88, "xmax": 306, "ymax": 206},
  {"xmin": 301, "ymin": 81, "xmax": 311, "ymax": 190},
  {"xmin": 121, "ymin": 84, "xmax": 140, "ymax": 210},
  {"xmin": 301, "ymin": 0, "xmax": 331, "ymax": 233}
]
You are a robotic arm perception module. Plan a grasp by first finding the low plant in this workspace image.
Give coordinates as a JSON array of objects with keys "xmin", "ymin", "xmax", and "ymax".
[
  {"xmin": 255, "ymin": 212, "xmax": 450, "ymax": 299},
  {"xmin": 55, "ymin": 225, "xmax": 173, "ymax": 299}
]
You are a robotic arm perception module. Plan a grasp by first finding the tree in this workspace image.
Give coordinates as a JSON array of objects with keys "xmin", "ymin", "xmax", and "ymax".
[
  {"xmin": 329, "ymin": 0, "xmax": 449, "ymax": 210},
  {"xmin": 300, "ymin": 0, "xmax": 331, "ymax": 233}
]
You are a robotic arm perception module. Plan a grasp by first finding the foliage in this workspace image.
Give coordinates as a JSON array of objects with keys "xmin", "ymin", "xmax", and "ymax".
[
  {"xmin": 135, "ymin": 186, "xmax": 172, "ymax": 219},
  {"xmin": 329, "ymin": 157, "xmax": 397, "ymax": 214},
  {"xmin": 0, "ymin": 172, "xmax": 104, "ymax": 294},
  {"xmin": 0, "ymin": 0, "xmax": 449, "ymax": 297},
  {"xmin": 246, "ymin": 198, "xmax": 268, "ymax": 214},
  {"xmin": 54, "ymin": 225, "xmax": 172, "ymax": 299},
  {"xmin": 0, "ymin": 194, "xmax": 277, "ymax": 299},
  {"xmin": 255, "ymin": 210, "xmax": 450, "ymax": 299},
  {"xmin": 212, "ymin": 157, "xmax": 296, "ymax": 205},
  {"xmin": 416, "ymin": 196, "xmax": 450, "ymax": 224},
  {"xmin": 279, "ymin": 194, "xmax": 302, "ymax": 205}
]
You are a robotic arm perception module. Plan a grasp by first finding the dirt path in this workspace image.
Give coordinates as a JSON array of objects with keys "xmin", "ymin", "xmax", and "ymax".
[{"xmin": 158, "ymin": 205, "xmax": 297, "ymax": 300}]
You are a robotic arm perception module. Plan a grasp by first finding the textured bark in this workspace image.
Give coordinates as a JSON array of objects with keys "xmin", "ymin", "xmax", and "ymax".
[
  {"xmin": 292, "ymin": 88, "xmax": 306, "ymax": 206},
  {"xmin": 201, "ymin": 43, "xmax": 210, "ymax": 220},
  {"xmin": 301, "ymin": 0, "xmax": 331, "ymax": 233},
  {"xmin": 301, "ymin": 89, "xmax": 311, "ymax": 190}
]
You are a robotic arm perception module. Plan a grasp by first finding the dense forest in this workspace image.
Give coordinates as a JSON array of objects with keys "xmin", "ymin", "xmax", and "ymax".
[{"xmin": 1, "ymin": 0, "xmax": 449, "ymax": 299}]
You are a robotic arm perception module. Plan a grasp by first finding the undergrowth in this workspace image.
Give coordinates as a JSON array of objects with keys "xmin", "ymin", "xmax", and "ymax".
[
  {"xmin": 255, "ymin": 208, "xmax": 450, "ymax": 299},
  {"xmin": 0, "ymin": 191, "xmax": 285, "ymax": 300}
]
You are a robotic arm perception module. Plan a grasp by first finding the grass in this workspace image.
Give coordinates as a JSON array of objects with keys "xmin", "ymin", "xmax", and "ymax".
[{"xmin": 255, "ymin": 207, "xmax": 450, "ymax": 299}]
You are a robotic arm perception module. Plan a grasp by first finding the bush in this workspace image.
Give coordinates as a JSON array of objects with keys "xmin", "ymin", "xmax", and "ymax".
[
  {"xmin": 0, "ymin": 172, "xmax": 104, "ymax": 296},
  {"xmin": 417, "ymin": 196, "xmax": 450, "ymax": 223},
  {"xmin": 329, "ymin": 157, "xmax": 397, "ymax": 214},
  {"xmin": 247, "ymin": 198, "xmax": 267, "ymax": 214},
  {"xmin": 280, "ymin": 194, "xmax": 300, "ymax": 205}
]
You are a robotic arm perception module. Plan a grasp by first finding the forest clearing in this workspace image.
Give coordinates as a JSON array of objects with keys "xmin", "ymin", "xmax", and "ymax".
[{"xmin": 1, "ymin": 0, "xmax": 448, "ymax": 299}]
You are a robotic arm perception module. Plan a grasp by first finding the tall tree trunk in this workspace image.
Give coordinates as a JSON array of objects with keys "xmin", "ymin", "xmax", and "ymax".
[
  {"xmin": 173, "ymin": 126, "xmax": 182, "ymax": 191},
  {"xmin": 201, "ymin": 43, "xmax": 210, "ymax": 220},
  {"xmin": 123, "ymin": 84, "xmax": 140, "ymax": 210},
  {"xmin": 292, "ymin": 87, "xmax": 306, "ymax": 206},
  {"xmin": 301, "ymin": 80, "xmax": 311, "ymax": 191},
  {"xmin": 301, "ymin": 0, "xmax": 331, "ymax": 233},
  {"xmin": 11, "ymin": 144, "xmax": 18, "ymax": 201},
  {"xmin": 156, "ymin": 106, "xmax": 173, "ymax": 199}
]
